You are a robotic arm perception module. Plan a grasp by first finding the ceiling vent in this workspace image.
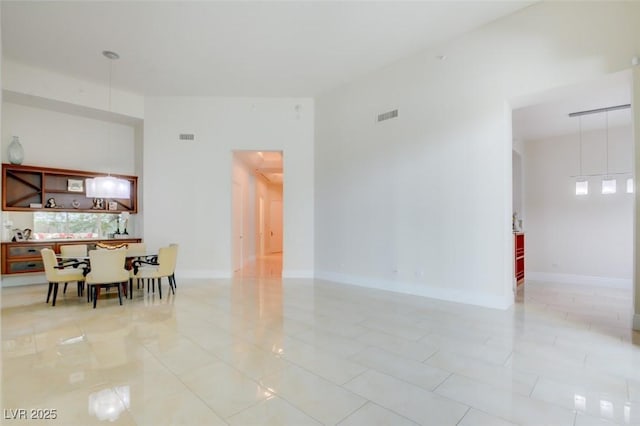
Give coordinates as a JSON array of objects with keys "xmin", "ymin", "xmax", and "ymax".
[
  {"xmin": 377, "ymin": 109, "xmax": 398, "ymax": 123},
  {"xmin": 179, "ymin": 133, "xmax": 195, "ymax": 141}
]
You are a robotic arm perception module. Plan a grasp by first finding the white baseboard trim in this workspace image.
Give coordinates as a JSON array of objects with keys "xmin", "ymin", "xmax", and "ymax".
[
  {"xmin": 526, "ymin": 272, "xmax": 632, "ymax": 289},
  {"xmin": 633, "ymin": 314, "xmax": 640, "ymax": 331},
  {"xmin": 1, "ymin": 274, "xmax": 46, "ymax": 287},
  {"xmin": 177, "ymin": 269, "xmax": 232, "ymax": 279},
  {"xmin": 282, "ymin": 270, "xmax": 314, "ymax": 278},
  {"xmin": 314, "ymin": 270, "xmax": 512, "ymax": 310}
]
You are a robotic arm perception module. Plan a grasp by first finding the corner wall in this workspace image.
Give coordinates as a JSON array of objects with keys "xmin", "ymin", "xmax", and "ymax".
[
  {"xmin": 633, "ymin": 66, "xmax": 640, "ymax": 330},
  {"xmin": 314, "ymin": 2, "xmax": 640, "ymax": 309},
  {"xmin": 525, "ymin": 126, "xmax": 634, "ymax": 287}
]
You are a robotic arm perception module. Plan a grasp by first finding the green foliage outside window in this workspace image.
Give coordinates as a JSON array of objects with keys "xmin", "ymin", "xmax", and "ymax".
[{"xmin": 33, "ymin": 212, "xmax": 118, "ymax": 239}]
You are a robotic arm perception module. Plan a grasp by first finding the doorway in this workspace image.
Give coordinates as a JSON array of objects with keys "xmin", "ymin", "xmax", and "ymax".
[
  {"xmin": 232, "ymin": 150, "xmax": 283, "ymax": 278},
  {"xmin": 510, "ymin": 71, "xmax": 634, "ymax": 315}
]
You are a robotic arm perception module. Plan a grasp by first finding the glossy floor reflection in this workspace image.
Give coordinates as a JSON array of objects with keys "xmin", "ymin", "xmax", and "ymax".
[
  {"xmin": 2, "ymin": 278, "xmax": 639, "ymax": 425},
  {"xmin": 235, "ymin": 254, "xmax": 283, "ymax": 279}
]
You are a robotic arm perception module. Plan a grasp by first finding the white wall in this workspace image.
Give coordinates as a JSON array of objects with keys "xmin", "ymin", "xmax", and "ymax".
[
  {"xmin": 143, "ymin": 97, "xmax": 314, "ymax": 278},
  {"xmin": 2, "ymin": 102, "xmax": 136, "ymax": 174},
  {"xmin": 3, "ymin": 60, "xmax": 144, "ymax": 120},
  {"xmin": 525, "ymin": 126, "xmax": 633, "ymax": 286},
  {"xmin": 232, "ymin": 155, "xmax": 256, "ymax": 267},
  {"xmin": 255, "ymin": 175, "xmax": 283, "ymax": 257},
  {"xmin": 315, "ymin": 2, "xmax": 640, "ymax": 309},
  {"xmin": 633, "ymin": 67, "xmax": 640, "ymax": 330},
  {"xmin": 512, "ymin": 150, "xmax": 523, "ymax": 221}
]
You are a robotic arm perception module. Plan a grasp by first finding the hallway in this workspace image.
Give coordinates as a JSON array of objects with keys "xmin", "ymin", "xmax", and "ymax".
[{"xmin": 235, "ymin": 254, "xmax": 282, "ymax": 279}]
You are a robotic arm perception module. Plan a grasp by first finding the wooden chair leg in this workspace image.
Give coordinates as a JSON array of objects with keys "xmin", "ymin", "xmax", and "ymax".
[
  {"xmin": 93, "ymin": 286, "xmax": 98, "ymax": 309},
  {"xmin": 63, "ymin": 282, "xmax": 68, "ymax": 294},
  {"xmin": 46, "ymin": 282, "xmax": 53, "ymax": 303},
  {"xmin": 52, "ymin": 283, "xmax": 59, "ymax": 306},
  {"xmin": 117, "ymin": 283, "xmax": 123, "ymax": 305},
  {"xmin": 158, "ymin": 277, "xmax": 162, "ymax": 299}
]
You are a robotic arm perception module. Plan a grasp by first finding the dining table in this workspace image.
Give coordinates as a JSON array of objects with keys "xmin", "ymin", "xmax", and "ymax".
[{"xmin": 57, "ymin": 252, "xmax": 158, "ymax": 300}]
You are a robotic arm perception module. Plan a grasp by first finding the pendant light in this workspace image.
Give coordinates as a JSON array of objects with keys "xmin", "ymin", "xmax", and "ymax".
[
  {"xmin": 569, "ymin": 103, "xmax": 632, "ymax": 196},
  {"xmin": 601, "ymin": 110, "xmax": 616, "ymax": 194},
  {"xmin": 85, "ymin": 51, "xmax": 131, "ymax": 200},
  {"xmin": 575, "ymin": 116, "xmax": 588, "ymax": 195}
]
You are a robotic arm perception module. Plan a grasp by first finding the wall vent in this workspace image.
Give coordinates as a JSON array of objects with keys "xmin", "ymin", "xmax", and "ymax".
[
  {"xmin": 179, "ymin": 133, "xmax": 195, "ymax": 141},
  {"xmin": 377, "ymin": 109, "xmax": 398, "ymax": 123}
]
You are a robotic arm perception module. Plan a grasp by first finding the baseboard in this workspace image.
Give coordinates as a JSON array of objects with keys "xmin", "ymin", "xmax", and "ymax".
[
  {"xmin": 526, "ymin": 272, "xmax": 632, "ymax": 289},
  {"xmin": 633, "ymin": 314, "xmax": 640, "ymax": 331},
  {"xmin": 282, "ymin": 270, "xmax": 314, "ymax": 278},
  {"xmin": 314, "ymin": 270, "xmax": 513, "ymax": 310},
  {"xmin": 177, "ymin": 269, "xmax": 232, "ymax": 279},
  {"xmin": 1, "ymin": 274, "xmax": 46, "ymax": 287}
]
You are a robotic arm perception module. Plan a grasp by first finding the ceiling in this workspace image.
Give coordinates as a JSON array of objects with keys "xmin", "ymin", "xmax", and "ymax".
[
  {"xmin": 235, "ymin": 151, "xmax": 283, "ymax": 184},
  {"xmin": 5, "ymin": 1, "xmax": 628, "ymax": 141},
  {"xmin": 1, "ymin": 1, "xmax": 534, "ymax": 97},
  {"xmin": 512, "ymin": 71, "xmax": 632, "ymax": 142}
]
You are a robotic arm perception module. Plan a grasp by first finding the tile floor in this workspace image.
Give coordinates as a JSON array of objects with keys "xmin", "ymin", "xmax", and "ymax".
[{"xmin": 2, "ymin": 267, "xmax": 639, "ymax": 425}]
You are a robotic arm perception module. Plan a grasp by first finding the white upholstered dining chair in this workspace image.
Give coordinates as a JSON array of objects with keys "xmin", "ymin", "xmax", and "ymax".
[
  {"xmin": 85, "ymin": 249, "xmax": 129, "ymax": 308},
  {"xmin": 41, "ymin": 248, "xmax": 85, "ymax": 306},
  {"xmin": 133, "ymin": 245, "xmax": 178, "ymax": 299},
  {"xmin": 59, "ymin": 244, "xmax": 88, "ymax": 295}
]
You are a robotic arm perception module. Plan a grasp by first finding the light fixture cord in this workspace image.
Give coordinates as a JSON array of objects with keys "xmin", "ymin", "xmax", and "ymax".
[
  {"xmin": 108, "ymin": 56, "xmax": 113, "ymax": 115},
  {"xmin": 605, "ymin": 111, "xmax": 609, "ymax": 177},
  {"xmin": 106, "ymin": 55, "xmax": 113, "ymax": 177},
  {"xmin": 578, "ymin": 116, "xmax": 583, "ymax": 176}
]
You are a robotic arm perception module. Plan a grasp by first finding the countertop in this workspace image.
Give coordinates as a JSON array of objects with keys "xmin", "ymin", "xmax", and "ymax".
[{"xmin": 1, "ymin": 237, "xmax": 140, "ymax": 244}]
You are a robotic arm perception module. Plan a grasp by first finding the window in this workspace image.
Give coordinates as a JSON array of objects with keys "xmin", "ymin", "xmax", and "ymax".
[{"xmin": 33, "ymin": 212, "xmax": 118, "ymax": 240}]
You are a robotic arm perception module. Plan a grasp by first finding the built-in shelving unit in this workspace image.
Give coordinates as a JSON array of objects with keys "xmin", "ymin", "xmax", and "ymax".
[{"xmin": 2, "ymin": 163, "xmax": 137, "ymax": 213}]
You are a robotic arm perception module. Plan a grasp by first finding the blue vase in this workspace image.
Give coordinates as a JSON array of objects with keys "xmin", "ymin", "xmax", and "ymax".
[{"xmin": 8, "ymin": 136, "xmax": 24, "ymax": 165}]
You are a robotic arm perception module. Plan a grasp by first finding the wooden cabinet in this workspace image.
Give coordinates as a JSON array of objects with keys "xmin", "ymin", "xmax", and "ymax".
[
  {"xmin": 1, "ymin": 238, "xmax": 142, "ymax": 275},
  {"xmin": 2, "ymin": 242, "xmax": 55, "ymax": 274},
  {"xmin": 514, "ymin": 233, "xmax": 525, "ymax": 286},
  {"xmin": 2, "ymin": 163, "xmax": 137, "ymax": 213}
]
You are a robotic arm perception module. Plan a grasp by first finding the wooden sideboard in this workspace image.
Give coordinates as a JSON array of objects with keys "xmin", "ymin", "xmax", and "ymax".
[
  {"xmin": 1, "ymin": 238, "xmax": 142, "ymax": 275},
  {"xmin": 514, "ymin": 233, "xmax": 525, "ymax": 286}
]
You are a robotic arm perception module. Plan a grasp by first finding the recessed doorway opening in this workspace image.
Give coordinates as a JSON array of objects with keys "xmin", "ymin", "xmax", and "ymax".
[
  {"xmin": 510, "ymin": 70, "xmax": 634, "ymax": 330},
  {"xmin": 232, "ymin": 150, "xmax": 283, "ymax": 278}
]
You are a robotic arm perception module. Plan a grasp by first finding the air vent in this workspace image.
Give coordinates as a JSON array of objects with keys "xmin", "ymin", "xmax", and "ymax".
[
  {"xmin": 377, "ymin": 109, "xmax": 398, "ymax": 123},
  {"xmin": 179, "ymin": 133, "xmax": 195, "ymax": 141}
]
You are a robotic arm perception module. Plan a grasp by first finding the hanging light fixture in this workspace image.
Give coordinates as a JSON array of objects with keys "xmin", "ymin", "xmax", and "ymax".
[
  {"xmin": 601, "ymin": 110, "xmax": 616, "ymax": 194},
  {"xmin": 85, "ymin": 51, "xmax": 131, "ymax": 199},
  {"xmin": 569, "ymin": 103, "xmax": 632, "ymax": 196},
  {"xmin": 575, "ymin": 116, "xmax": 588, "ymax": 195}
]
